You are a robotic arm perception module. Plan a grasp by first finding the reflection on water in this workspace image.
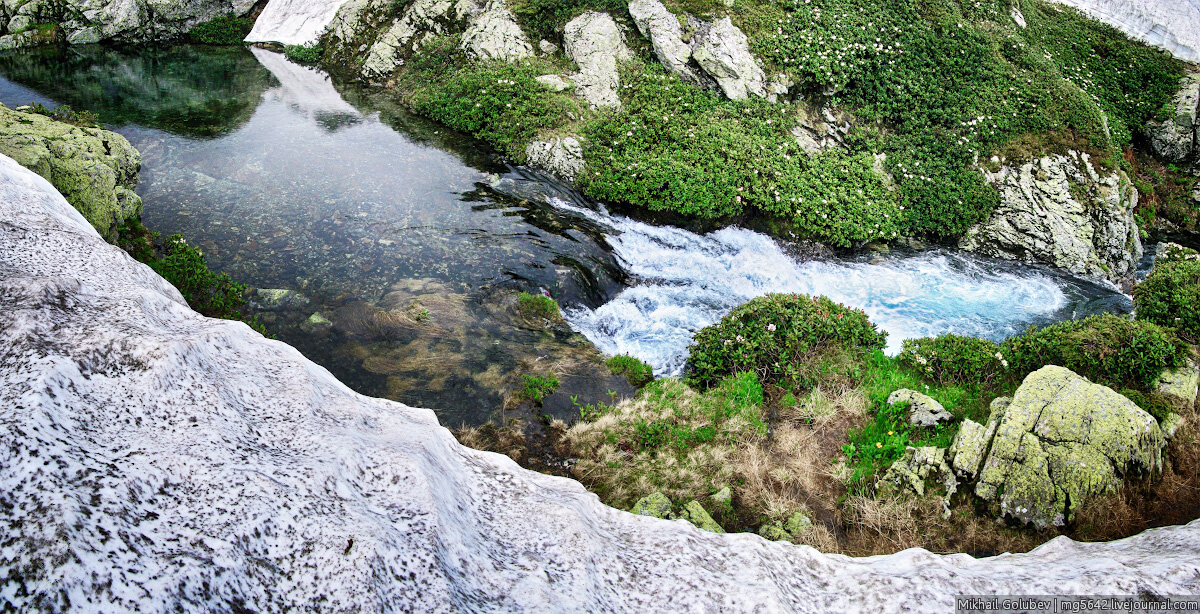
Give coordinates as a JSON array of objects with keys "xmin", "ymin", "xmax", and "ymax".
[
  {"xmin": 0, "ymin": 45, "xmax": 629, "ymax": 425},
  {"xmin": 0, "ymin": 44, "xmax": 1136, "ymax": 421}
]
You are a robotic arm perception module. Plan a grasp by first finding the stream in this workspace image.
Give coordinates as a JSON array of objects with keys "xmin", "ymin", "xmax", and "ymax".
[{"xmin": 0, "ymin": 44, "xmax": 1135, "ymax": 424}]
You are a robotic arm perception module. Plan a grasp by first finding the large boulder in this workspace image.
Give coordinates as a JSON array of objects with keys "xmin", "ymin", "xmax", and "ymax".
[
  {"xmin": 1146, "ymin": 69, "xmax": 1200, "ymax": 164},
  {"xmin": 0, "ymin": 103, "xmax": 141, "ymax": 240},
  {"xmin": 960, "ymin": 150, "xmax": 1142, "ymax": 283},
  {"xmin": 689, "ymin": 17, "xmax": 765, "ymax": 100},
  {"xmin": 627, "ymin": 0, "xmax": 708, "ymax": 86},
  {"xmin": 563, "ymin": 11, "xmax": 631, "ymax": 109},
  {"xmin": 360, "ymin": 0, "xmax": 474, "ymax": 80},
  {"xmin": 524, "ymin": 136, "xmax": 585, "ymax": 182},
  {"xmin": 958, "ymin": 366, "xmax": 1166, "ymax": 528},
  {"xmin": 886, "ymin": 388, "xmax": 953, "ymax": 427},
  {"xmin": 460, "ymin": 0, "xmax": 533, "ymax": 62},
  {"xmin": 3, "ymin": 153, "xmax": 1200, "ymax": 609}
]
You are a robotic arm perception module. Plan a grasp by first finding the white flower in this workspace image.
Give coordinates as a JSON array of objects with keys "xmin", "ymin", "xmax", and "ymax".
[{"xmin": 767, "ymin": 323, "xmax": 777, "ymax": 332}]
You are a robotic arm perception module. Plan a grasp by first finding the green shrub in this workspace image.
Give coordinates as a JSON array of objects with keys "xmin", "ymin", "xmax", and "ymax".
[
  {"xmin": 188, "ymin": 14, "xmax": 252, "ymax": 45},
  {"xmin": 149, "ymin": 235, "xmax": 248, "ymax": 320},
  {"xmin": 284, "ymin": 44, "xmax": 323, "ymax": 65},
  {"xmin": 519, "ymin": 373, "xmax": 560, "ymax": 403},
  {"xmin": 508, "ymin": 0, "xmax": 626, "ymax": 41},
  {"xmin": 516, "ymin": 290, "xmax": 560, "ymax": 319},
  {"xmin": 898, "ymin": 334, "xmax": 1006, "ymax": 387},
  {"xmin": 1001, "ymin": 314, "xmax": 1185, "ymax": 391},
  {"xmin": 686, "ymin": 293, "xmax": 887, "ymax": 389},
  {"xmin": 606, "ymin": 354, "xmax": 655, "ymax": 387},
  {"xmin": 1134, "ymin": 258, "xmax": 1200, "ymax": 343},
  {"xmin": 26, "ymin": 103, "xmax": 100, "ymax": 128}
]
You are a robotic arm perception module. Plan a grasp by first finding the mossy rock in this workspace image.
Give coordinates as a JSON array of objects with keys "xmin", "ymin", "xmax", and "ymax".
[
  {"xmin": 631, "ymin": 492, "xmax": 672, "ymax": 519},
  {"xmin": 0, "ymin": 103, "xmax": 141, "ymax": 240},
  {"xmin": 677, "ymin": 500, "xmax": 724, "ymax": 533}
]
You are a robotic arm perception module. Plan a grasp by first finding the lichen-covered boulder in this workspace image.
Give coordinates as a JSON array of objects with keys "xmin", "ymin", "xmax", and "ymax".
[
  {"xmin": 973, "ymin": 366, "xmax": 1166, "ymax": 528},
  {"xmin": 535, "ymin": 74, "xmax": 571, "ymax": 91},
  {"xmin": 524, "ymin": 136, "xmax": 585, "ymax": 182},
  {"xmin": 360, "ymin": 0, "xmax": 474, "ymax": 80},
  {"xmin": 627, "ymin": 0, "xmax": 707, "ymax": 86},
  {"xmin": 631, "ymin": 492, "xmax": 672, "ymax": 518},
  {"xmin": 0, "ymin": 103, "xmax": 141, "ymax": 240},
  {"xmin": 877, "ymin": 446, "xmax": 957, "ymax": 516},
  {"xmin": 960, "ymin": 150, "xmax": 1142, "ymax": 283},
  {"xmin": 887, "ymin": 388, "xmax": 953, "ymax": 427},
  {"xmin": 689, "ymin": 17, "xmax": 765, "ymax": 100},
  {"xmin": 1146, "ymin": 69, "xmax": 1199, "ymax": 163},
  {"xmin": 678, "ymin": 500, "xmax": 723, "ymax": 533},
  {"xmin": 1157, "ymin": 359, "xmax": 1199, "ymax": 407},
  {"xmin": 563, "ymin": 11, "xmax": 631, "ymax": 109},
  {"xmin": 950, "ymin": 397, "xmax": 1008, "ymax": 479},
  {"xmin": 460, "ymin": 0, "xmax": 533, "ymax": 62}
]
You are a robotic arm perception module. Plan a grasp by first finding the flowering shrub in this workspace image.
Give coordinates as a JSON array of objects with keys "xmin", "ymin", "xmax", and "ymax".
[
  {"xmin": 1001, "ymin": 314, "xmax": 1184, "ymax": 391},
  {"xmin": 898, "ymin": 334, "xmax": 1006, "ymax": 387},
  {"xmin": 685, "ymin": 294, "xmax": 887, "ymax": 388},
  {"xmin": 1134, "ymin": 258, "xmax": 1200, "ymax": 343}
]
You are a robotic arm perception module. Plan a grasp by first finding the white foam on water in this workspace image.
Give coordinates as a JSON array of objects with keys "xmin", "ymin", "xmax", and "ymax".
[{"xmin": 555, "ymin": 199, "xmax": 1079, "ymax": 377}]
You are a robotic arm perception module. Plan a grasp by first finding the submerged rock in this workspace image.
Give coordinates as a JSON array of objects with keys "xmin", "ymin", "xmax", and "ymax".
[
  {"xmin": 887, "ymin": 389, "xmax": 953, "ymax": 427},
  {"xmin": 972, "ymin": 366, "xmax": 1166, "ymax": 528},
  {"xmin": 460, "ymin": 0, "xmax": 533, "ymax": 62},
  {"xmin": 563, "ymin": 11, "xmax": 632, "ymax": 109},
  {"xmin": 3, "ymin": 153, "xmax": 1200, "ymax": 609},
  {"xmin": 0, "ymin": 103, "xmax": 141, "ymax": 240},
  {"xmin": 960, "ymin": 150, "xmax": 1142, "ymax": 283}
]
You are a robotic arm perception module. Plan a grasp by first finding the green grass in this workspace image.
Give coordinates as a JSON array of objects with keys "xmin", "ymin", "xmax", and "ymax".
[
  {"xmin": 519, "ymin": 373, "xmax": 561, "ymax": 403},
  {"xmin": 188, "ymin": 14, "xmax": 252, "ymax": 45},
  {"xmin": 284, "ymin": 44, "xmax": 324, "ymax": 65},
  {"xmin": 606, "ymin": 354, "xmax": 655, "ymax": 387},
  {"xmin": 516, "ymin": 290, "xmax": 560, "ymax": 319}
]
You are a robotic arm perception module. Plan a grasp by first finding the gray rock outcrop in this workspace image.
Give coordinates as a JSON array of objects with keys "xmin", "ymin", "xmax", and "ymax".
[
  {"xmin": 361, "ymin": 0, "xmax": 474, "ymax": 79},
  {"xmin": 3, "ymin": 153, "xmax": 1200, "ymax": 610},
  {"xmin": 955, "ymin": 366, "xmax": 1166, "ymax": 528},
  {"xmin": 689, "ymin": 17, "xmax": 765, "ymax": 100},
  {"xmin": 460, "ymin": 0, "xmax": 533, "ymax": 62},
  {"xmin": 563, "ymin": 11, "xmax": 631, "ymax": 109},
  {"xmin": 960, "ymin": 150, "xmax": 1142, "ymax": 283},
  {"xmin": 525, "ymin": 136, "xmax": 585, "ymax": 182},
  {"xmin": 887, "ymin": 388, "xmax": 952, "ymax": 427},
  {"xmin": 627, "ymin": 0, "xmax": 708, "ymax": 86},
  {"xmin": 0, "ymin": 103, "xmax": 141, "ymax": 240},
  {"xmin": 1146, "ymin": 69, "xmax": 1199, "ymax": 164},
  {"xmin": 0, "ymin": 0, "xmax": 256, "ymax": 47}
]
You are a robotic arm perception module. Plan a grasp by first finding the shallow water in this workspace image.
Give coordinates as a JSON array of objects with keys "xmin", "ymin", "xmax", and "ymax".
[{"xmin": 0, "ymin": 44, "xmax": 1134, "ymax": 419}]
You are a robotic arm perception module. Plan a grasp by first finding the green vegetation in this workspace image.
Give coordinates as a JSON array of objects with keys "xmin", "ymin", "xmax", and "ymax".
[
  {"xmin": 518, "ymin": 373, "xmax": 561, "ymax": 403},
  {"xmin": 898, "ymin": 334, "xmax": 1006, "ymax": 388},
  {"xmin": 509, "ymin": 0, "xmax": 626, "ymax": 40},
  {"xmin": 1134, "ymin": 258, "xmax": 1200, "ymax": 343},
  {"xmin": 117, "ymin": 220, "xmax": 265, "ymax": 333},
  {"xmin": 188, "ymin": 13, "xmax": 252, "ymax": 45},
  {"xmin": 398, "ymin": 36, "xmax": 579, "ymax": 157},
  {"xmin": 686, "ymin": 293, "xmax": 887, "ymax": 389},
  {"xmin": 606, "ymin": 354, "xmax": 655, "ymax": 387},
  {"xmin": 25, "ymin": 103, "xmax": 100, "ymax": 128},
  {"xmin": 516, "ymin": 290, "xmax": 561, "ymax": 319},
  {"xmin": 1001, "ymin": 314, "xmax": 1185, "ymax": 390},
  {"xmin": 284, "ymin": 44, "xmax": 324, "ymax": 65}
]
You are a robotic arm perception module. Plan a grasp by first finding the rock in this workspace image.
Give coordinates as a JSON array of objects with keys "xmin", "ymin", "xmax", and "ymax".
[
  {"xmin": 300, "ymin": 311, "xmax": 333, "ymax": 333},
  {"xmin": 1010, "ymin": 6, "xmax": 1027, "ymax": 28},
  {"xmin": 757, "ymin": 521, "xmax": 790, "ymax": 541},
  {"xmin": 0, "ymin": 0, "xmax": 257, "ymax": 46},
  {"xmin": 678, "ymin": 500, "xmax": 724, "ymax": 533},
  {"xmin": 973, "ymin": 366, "xmax": 1166, "ymax": 528},
  {"xmin": 460, "ymin": 0, "xmax": 533, "ymax": 62},
  {"xmin": 247, "ymin": 0, "xmax": 356, "ymax": 46},
  {"xmin": 783, "ymin": 511, "xmax": 811, "ymax": 535},
  {"xmin": 790, "ymin": 104, "xmax": 852, "ymax": 156},
  {"xmin": 766, "ymin": 72, "xmax": 791, "ymax": 103},
  {"xmin": 361, "ymin": 0, "xmax": 474, "ymax": 79},
  {"xmin": 710, "ymin": 485, "xmax": 732, "ymax": 508},
  {"xmin": 1157, "ymin": 359, "xmax": 1199, "ymax": 406},
  {"xmin": 1049, "ymin": 0, "xmax": 1200, "ymax": 63},
  {"xmin": 632, "ymin": 492, "xmax": 672, "ymax": 518},
  {"xmin": 878, "ymin": 446, "xmax": 957, "ymax": 516},
  {"xmin": 949, "ymin": 398, "xmax": 1008, "ymax": 480},
  {"xmin": 1146, "ymin": 70, "xmax": 1199, "ymax": 163},
  {"xmin": 0, "ymin": 23, "xmax": 62, "ymax": 50},
  {"xmin": 689, "ymin": 17, "xmax": 765, "ymax": 100},
  {"xmin": 627, "ymin": 0, "xmax": 707, "ymax": 86},
  {"xmin": 535, "ymin": 74, "xmax": 572, "ymax": 91},
  {"xmin": 253, "ymin": 288, "xmax": 310, "ymax": 311},
  {"xmin": 960, "ymin": 150, "xmax": 1142, "ymax": 283},
  {"xmin": 887, "ymin": 389, "xmax": 952, "ymax": 427},
  {"xmin": 1162, "ymin": 413, "xmax": 1185, "ymax": 440},
  {"xmin": 4, "ymin": 153, "xmax": 1200, "ymax": 608},
  {"xmin": 524, "ymin": 136, "xmax": 585, "ymax": 182},
  {"xmin": 0, "ymin": 103, "xmax": 141, "ymax": 240},
  {"xmin": 537, "ymin": 38, "xmax": 557, "ymax": 54},
  {"xmin": 563, "ymin": 11, "xmax": 631, "ymax": 109}
]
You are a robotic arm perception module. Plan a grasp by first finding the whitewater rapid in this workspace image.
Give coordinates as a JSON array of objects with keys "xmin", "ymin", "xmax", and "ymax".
[{"xmin": 548, "ymin": 198, "xmax": 1128, "ymax": 376}]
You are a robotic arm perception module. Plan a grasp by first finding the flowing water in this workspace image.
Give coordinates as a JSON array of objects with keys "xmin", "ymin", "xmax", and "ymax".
[{"xmin": 0, "ymin": 44, "xmax": 1134, "ymax": 422}]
